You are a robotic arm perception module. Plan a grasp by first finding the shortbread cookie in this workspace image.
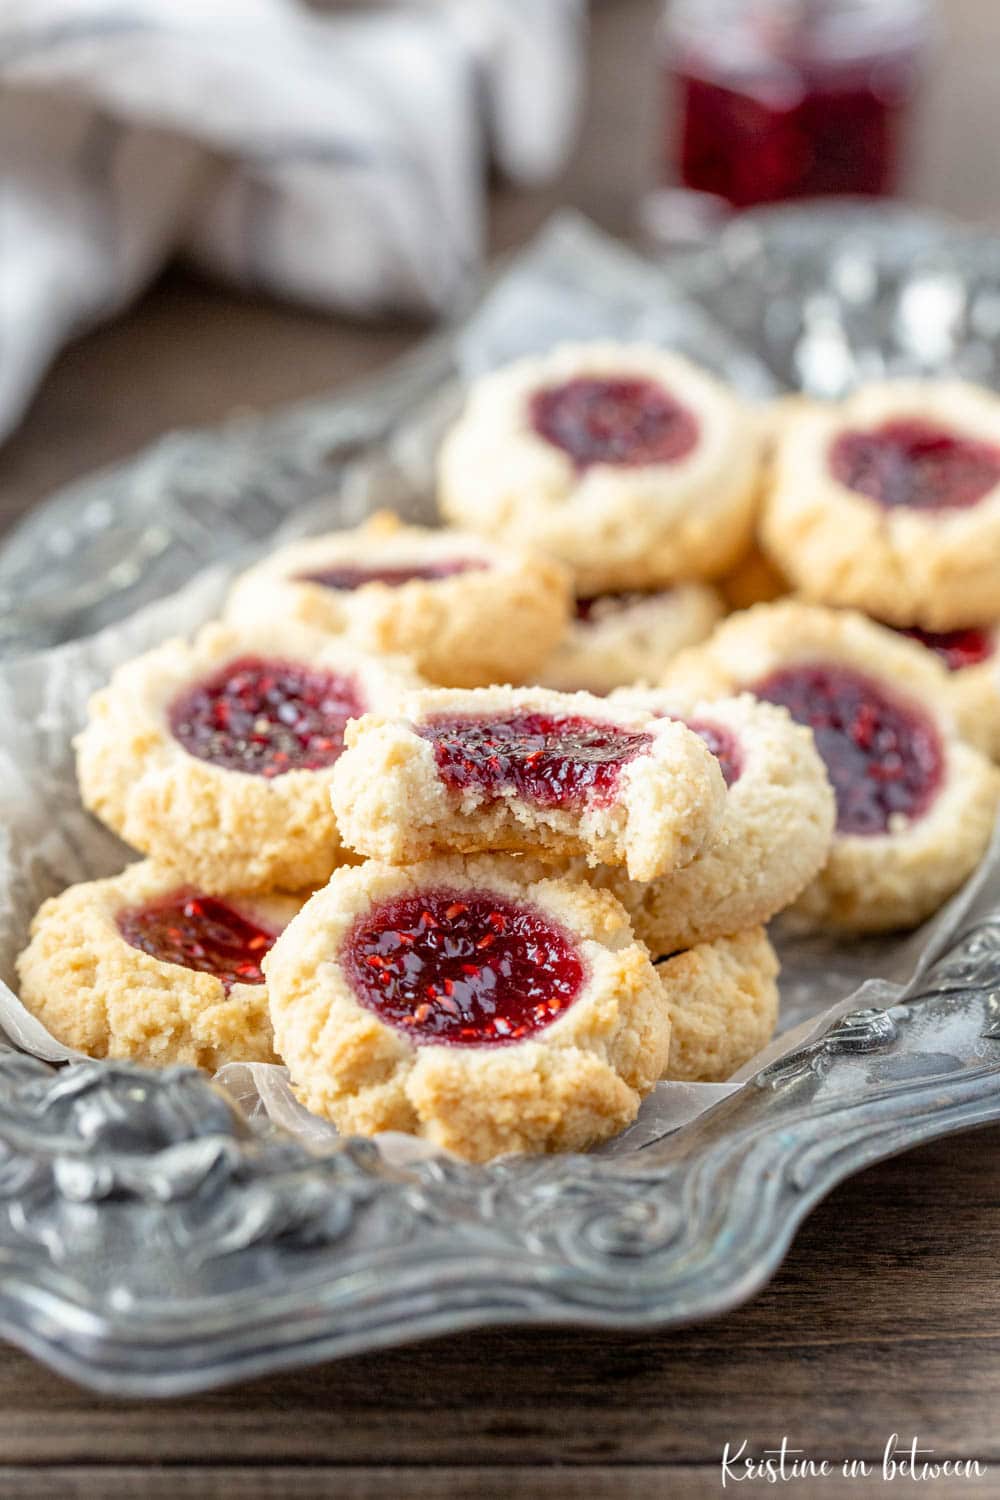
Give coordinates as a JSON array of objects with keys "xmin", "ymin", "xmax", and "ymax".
[
  {"xmin": 330, "ymin": 685, "xmax": 727, "ymax": 882},
  {"xmin": 539, "ymin": 583, "xmax": 723, "ymax": 694},
  {"xmin": 762, "ymin": 380, "xmax": 1000, "ymax": 629},
  {"xmin": 663, "ymin": 602, "xmax": 1000, "ymax": 932},
  {"xmin": 263, "ymin": 856, "xmax": 669, "ymax": 1161},
  {"xmin": 891, "ymin": 623, "xmax": 1000, "ymax": 762},
  {"xmin": 438, "ymin": 341, "xmax": 763, "ymax": 593},
  {"xmin": 16, "ymin": 861, "xmax": 304, "ymax": 1068},
  {"xmin": 225, "ymin": 511, "xmax": 571, "ymax": 688},
  {"xmin": 583, "ymin": 690, "xmax": 835, "ymax": 952},
  {"xmin": 76, "ymin": 620, "xmax": 421, "ymax": 893},
  {"xmin": 657, "ymin": 928, "xmax": 780, "ymax": 1083}
]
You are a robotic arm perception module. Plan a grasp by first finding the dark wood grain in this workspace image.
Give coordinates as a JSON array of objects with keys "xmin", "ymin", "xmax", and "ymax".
[{"xmin": 3, "ymin": 2, "xmax": 1000, "ymax": 1494}]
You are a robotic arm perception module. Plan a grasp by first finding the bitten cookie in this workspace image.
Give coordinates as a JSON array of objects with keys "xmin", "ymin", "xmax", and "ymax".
[
  {"xmin": 663, "ymin": 602, "xmax": 1000, "ymax": 932},
  {"xmin": 890, "ymin": 622, "xmax": 1000, "ymax": 762},
  {"xmin": 538, "ymin": 583, "xmax": 723, "ymax": 694},
  {"xmin": 263, "ymin": 857, "xmax": 669, "ymax": 1161},
  {"xmin": 225, "ymin": 510, "xmax": 571, "ymax": 689},
  {"xmin": 76, "ymin": 619, "xmax": 421, "ymax": 893},
  {"xmin": 657, "ymin": 927, "xmax": 780, "ymax": 1083},
  {"xmin": 438, "ymin": 341, "xmax": 763, "ymax": 593},
  {"xmin": 330, "ymin": 685, "xmax": 727, "ymax": 882},
  {"xmin": 16, "ymin": 861, "xmax": 304, "ymax": 1068},
  {"xmin": 582, "ymin": 690, "xmax": 835, "ymax": 953},
  {"xmin": 761, "ymin": 380, "xmax": 1000, "ymax": 629}
]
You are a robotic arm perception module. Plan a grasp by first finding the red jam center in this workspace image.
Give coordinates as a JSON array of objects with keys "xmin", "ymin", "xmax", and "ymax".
[
  {"xmin": 684, "ymin": 719, "xmax": 742, "ymax": 789},
  {"xmin": 419, "ymin": 712, "xmax": 652, "ymax": 809},
  {"xmin": 169, "ymin": 656, "xmax": 364, "ymax": 778},
  {"xmin": 754, "ymin": 663, "xmax": 943, "ymax": 836},
  {"xmin": 830, "ymin": 420, "xmax": 1000, "ymax": 512},
  {"xmin": 343, "ymin": 890, "xmax": 584, "ymax": 1045},
  {"xmin": 297, "ymin": 558, "xmax": 488, "ymax": 591},
  {"xmin": 117, "ymin": 891, "xmax": 276, "ymax": 992},
  {"xmin": 896, "ymin": 625, "xmax": 996, "ymax": 673},
  {"xmin": 530, "ymin": 377, "xmax": 699, "ymax": 470}
]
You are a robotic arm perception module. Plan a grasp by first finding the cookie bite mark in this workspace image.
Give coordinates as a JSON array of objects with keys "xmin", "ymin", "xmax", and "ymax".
[
  {"xmin": 419, "ymin": 712, "xmax": 652, "ymax": 809},
  {"xmin": 117, "ymin": 890, "xmax": 277, "ymax": 993},
  {"xmin": 830, "ymin": 420, "xmax": 1000, "ymax": 513},
  {"xmin": 297, "ymin": 557, "xmax": 489, "ymax": 591},
  {"xmin": 530, "ymin": 377, "xmax": 699, "ymax": 470},
  {"xmin": 263, "ymin": 856, "xmax": 670, "ymax": 1160},
  {"xmin": 169, "ymin": 656, "xmax": 364, "ymax": 777},
  {"xmin": 754, "ymin": 662, "xmax": 943, "ymax": 835},
  {"xmin": 343, "ymin": 890, "xmax": 584, "ymax": 1045},
  {"xmin": 330, "ymin": 685, "xmax": 727, "ymax": 882}
]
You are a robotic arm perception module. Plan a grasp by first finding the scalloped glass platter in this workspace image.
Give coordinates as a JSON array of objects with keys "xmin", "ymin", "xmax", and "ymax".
[{"xmin": 1, "ymin": 207, "xmax": 999, "ymax": 1396}]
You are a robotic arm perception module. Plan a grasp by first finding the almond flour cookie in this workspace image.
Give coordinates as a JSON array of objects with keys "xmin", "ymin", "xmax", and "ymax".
[
  {"xmin": 76, "ymin": 620, "xmax": 421, "ymax": 894},
  {"xmin": 225, "ymin": 511, "xmax": 571, "ymax": 689},
  {"xmin": 330, "ymin": 685, "xmax": 727, "ymax": 882},
  {"xmin": 663, "ymin": 602, "xmax": 1000, "ymax": 932},
  {"xmin": 657, "ymin": 927, "xmax": 780, "ymax": 1083},
  {"xmin": 438, "ymin": 341, "xmax": 763, "ymax": 593},
  {"xmin": 584, "ymin": 690, "xmax": 835, "ymax": 953},
  {"xmin": 16, "ymin": 861, "xmax": 304, "ymax": 1068},
  {"xmin": 890, "ymin": 622, "xmax": 1000, "ymax": 762},
  {"xmin": 762, "ymin": 380, "xmax": 1000, "ymax": 629},
  {"xmin": 263, "ymin": 856, "xmax": 669, "ymax": 1161},
  {"xmin": 538, "ymin": 583, "xmax": 723, "ymax": 694}
]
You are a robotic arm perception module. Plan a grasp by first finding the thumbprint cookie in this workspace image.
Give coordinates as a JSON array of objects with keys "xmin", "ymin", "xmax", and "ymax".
[
  {"xmin": 262, "ymin": 856, "xmax": 669, "ymax": 1161},
  {"xmin": 329, "ymin": 685, "xmax": 727, "ymax": 882},
  {"xmin": 438, "ymin": 341, "xmax": 763, "ymax": 593},
  {"xmin": 657, "ymin": 927, "xmax": 780, "ymax": 1083},
  {"xmin": 16, "ymin": 861, "xmax": 304, "ymax": 1068},
  {"xmin": 584, "ymin": 690, "xmax": 835, "ymax": 953},
  {"xmin": 225, "ymin": 510, "xmax": 571, "ymax": 689},
  {"xmin": 663, "ymin": 602, "xmax": 1000, "ymax": 932},
  {"xmin": 762, "ymin": 380, "xmax": 1000, "ymax": 629},
  {"xmin": 76, "ymin": 620, "xmax": 422, "ymax": 893},
  {"xmin": 538, "ymin": 582, "xmax": 723, "ymax": 695}
]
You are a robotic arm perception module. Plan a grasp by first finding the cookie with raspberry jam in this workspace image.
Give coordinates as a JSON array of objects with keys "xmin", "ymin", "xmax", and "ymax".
[
  {"xmin": 262, "ymin": 856, "xmax": 669, "ymax": 1160},
  {"xmin": 76, "ymin": 620, "xmax": 422, "ymax": 893},
  {"xmin": 657, "ymin": 927, "xmax": 780, "ymax": 1083},
  {"xmin": 329, "ymin": 685, "xmax": 727, "ymax": 882},
  {"xmin": 226, "ymin": 510, "xmax": 571, "ymax": 689},
  {"xmin": 890, "ymin": 621, "xmax": 1000, "ymax": 762},
  {"xmin": 438, "ymin": 341, "xmax": 763, "ymax": 593},
  {"xmin": 16, "ymin": 861, "xmax": 304, "ymax": 1068},
  {"xmin": 581, "ymin": 689, "xmax": 835, "ymax": 953},
  {"xmin": 761, "ymin": 380, "xmax": 1000, "ymax": 629},
  {"xmin": 538, "ymin": 582, "xmax": 723, "ymax": 695},
  {"xmin": 663, "ymin": 602, "xmax": 1000, "ymax": 932}
]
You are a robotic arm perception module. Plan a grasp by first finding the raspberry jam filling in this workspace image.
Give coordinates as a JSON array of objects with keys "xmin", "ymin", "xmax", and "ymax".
[
  {"xmin": 169, "ymin": 655, "xmax": 364, "ymax": 778},
  {"xmin": 419, "ymin": 712, "xmax": 652, "ymax": 808},
  {"xmin": 296, "ymin": 558, "xmax": 488, "ymax": 591},
  {"xmin": 830, "ymin": 420, "xmax": 1000, "ymax": 512},
  {"xmin": 530, "ymin": 377, "xmax": 699, "ymax": 470},
  {"xmin": 684, "ymin": 719, "xmax": 742, "ymax": 788},
  {"xmin": 896, "ymin": 625, "xmax": 996, "ymax": 673},
  {"xmin": 344, "ymin": 890, "xmax": 584, "ymax": 1045},
  {"xmin": 117, "ymin": 892, "xmax": 276, "ymax": 992},
  {"xmin": 754, "ymin": 662, "xmax": 943, "ymax": 836}
]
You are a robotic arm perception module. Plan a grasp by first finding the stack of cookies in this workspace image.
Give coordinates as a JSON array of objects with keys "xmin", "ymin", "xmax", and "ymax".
[{"xmin": 16, "ymin": 337, "xmax": 1000, "ymax": 1161}]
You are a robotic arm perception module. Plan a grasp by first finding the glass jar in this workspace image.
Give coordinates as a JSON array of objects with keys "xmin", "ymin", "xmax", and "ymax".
[{"xmin": 661, "ymin": 0, "xmax": 934, "ymax": 209}]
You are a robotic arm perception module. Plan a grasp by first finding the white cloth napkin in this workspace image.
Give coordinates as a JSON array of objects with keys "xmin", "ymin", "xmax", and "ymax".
[{"xmin": 0, "ymin": 0, "xmax": 585, "ymax": 444}]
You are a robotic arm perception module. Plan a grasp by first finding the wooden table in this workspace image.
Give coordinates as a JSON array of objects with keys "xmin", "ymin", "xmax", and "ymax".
[{"xmin": 2, "ymin": 2, "xmax": 1000, "ymax": 1494}]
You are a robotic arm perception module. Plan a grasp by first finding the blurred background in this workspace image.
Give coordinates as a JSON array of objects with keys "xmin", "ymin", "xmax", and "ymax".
[{"xmin": 2, "ymin": 0, "xmax": 998, "ymax": 539}]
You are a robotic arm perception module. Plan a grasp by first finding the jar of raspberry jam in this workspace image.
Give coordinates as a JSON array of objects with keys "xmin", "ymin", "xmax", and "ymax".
[{"xmin": 660, "ymin": 0, "xmax": 933, "ymax": 212}]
